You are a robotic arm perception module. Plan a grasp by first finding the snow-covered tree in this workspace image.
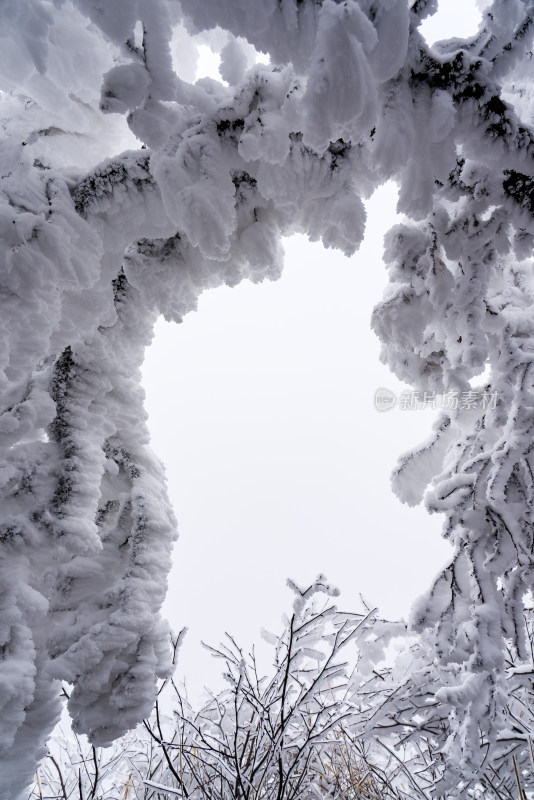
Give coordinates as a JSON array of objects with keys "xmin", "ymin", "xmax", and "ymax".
[
  {"xmin": 28, "ymin": 580, "xmax": 534, "ymax": 798},
  {"xmin": 140, "ymin": 577, "xmax": 406, "ymax": 800},
  {"xmin": 2, "ymin": 0, "xmax": 534, "ymax": 796}
]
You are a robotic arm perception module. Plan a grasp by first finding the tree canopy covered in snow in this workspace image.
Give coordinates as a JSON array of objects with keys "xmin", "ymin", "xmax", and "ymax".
[{"xmin": 2, "ymin": 0, "xmax": 534, "ymax": 796}]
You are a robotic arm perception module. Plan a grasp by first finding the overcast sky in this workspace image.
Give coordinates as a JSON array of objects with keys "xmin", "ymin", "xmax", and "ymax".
[{"xmin": 142, "ymin": 1, "xmax": 486, "ymax": 699}]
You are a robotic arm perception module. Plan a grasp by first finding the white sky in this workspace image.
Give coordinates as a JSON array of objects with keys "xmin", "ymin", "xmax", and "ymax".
[{"xmin": 142, "ymin": 1, "xmax": 487, "ymax": 699}]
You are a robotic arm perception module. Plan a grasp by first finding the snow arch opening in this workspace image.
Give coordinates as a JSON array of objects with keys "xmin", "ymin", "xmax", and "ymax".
[{"xmin": 142, "ymin": 188, "xmax": 449, "ymax": 694}]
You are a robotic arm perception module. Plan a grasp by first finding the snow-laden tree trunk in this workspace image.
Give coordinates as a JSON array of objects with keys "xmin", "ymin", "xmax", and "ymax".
[{"xmin": 1, "ymin": 0, "xmax": 534, "ymax": 796}]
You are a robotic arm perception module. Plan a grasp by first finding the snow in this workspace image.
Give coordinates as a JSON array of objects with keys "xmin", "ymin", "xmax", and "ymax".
[{"xmin": 1, "ymin": 0, "xmax": 534, "ymax": 796}]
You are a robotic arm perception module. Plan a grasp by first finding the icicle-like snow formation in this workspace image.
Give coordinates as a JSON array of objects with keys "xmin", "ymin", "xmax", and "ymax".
[{"xmin": 1, "ymin": 0, "xmax": 534, "ymax": 796}]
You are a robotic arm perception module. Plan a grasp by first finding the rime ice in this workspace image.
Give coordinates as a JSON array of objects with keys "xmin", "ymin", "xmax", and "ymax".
[{"xmin": 1, "ymin": 1, "xmax": 534, "ymax": 797}]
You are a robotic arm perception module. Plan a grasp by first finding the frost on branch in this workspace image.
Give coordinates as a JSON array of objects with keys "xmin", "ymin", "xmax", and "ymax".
[
  {"xmin": 371, "ymin": 6, "xmax": 534, "ymax": 791},
  {"xmin": 142, "ymin": 577, "xmax": 408, "ymax": 800},
  {"xmin": 2, "ymin": 0, "xmax": 534, "ymax": 796}
]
